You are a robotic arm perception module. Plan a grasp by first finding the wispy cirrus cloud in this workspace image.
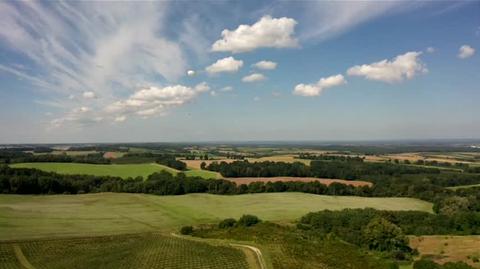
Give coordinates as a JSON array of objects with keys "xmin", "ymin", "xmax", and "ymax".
[
  {"xmin": 297, "ymin": 1, "xmax": 420, "ymax": 42},
  {"xmin": 0, "ymin": 1, "xmax": 190, "ymax": 127}
]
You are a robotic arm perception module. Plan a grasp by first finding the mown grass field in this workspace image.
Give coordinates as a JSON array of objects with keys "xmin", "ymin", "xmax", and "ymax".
[
  {"xmin": 0, "ymin": 192, "xmax": 432, "ymax": 240},
  {"xmin": 10, "ymin": 162, "xmax": 178, "ymax": 179},
  {"xmin": 0, "ymin": 233, "xmax": 249, "ymax": 269}
]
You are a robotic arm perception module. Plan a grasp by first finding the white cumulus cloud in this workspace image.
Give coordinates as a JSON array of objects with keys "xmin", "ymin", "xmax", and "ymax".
[
  {"xmin": 220, "ymin": 86, "xmax": 233, "ymax": 92},
  {"xmin": 211, "ymin": 16, "xmax": 298, "ymax": 53},
  {"xmin": 114, "ymin": 116, "xmax": 126, "ymax": 122},
  {"xmin": 253, "ymin": 60, "xmax": 277, "ymax": 70},
  {"xmin": 347, "ymin": 51, "xmax": 427, "ymax": 83},
  {"xmin": 82, "ymin": 91, "xmax": 96, "ymax": 99},
  {"xmin": 187, "ymin": 70, "xmax": 196, "ymax": 76},
  {"xmin": 105, "ymin": 82, "xmax": 210, "ymax": 121},
  {"xmin": 293, "ymin": 74, "xmax": 346, "ymax": 97},
  {"xmin": 242, "ymin": 73, "xmax": 266, "ymax": 83},
  {"xmin": 458, "ymin": 45, "xmax": 475, "ymax": 59},
  {"xmin": 205, "ymin": 57, "xmax": 243, "ymax": 74}
]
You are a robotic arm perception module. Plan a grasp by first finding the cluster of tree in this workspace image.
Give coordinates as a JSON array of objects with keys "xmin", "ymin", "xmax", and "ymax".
[
  {"xmin": 0, "ymin": 151, "xmax": 110, "ymax": 164},
  {"xmin": 181, "ymin": 215, "xmax": 262, "ymax": 235},
  {"xmin": 204, "ymin": 160, "xmax": 440, "ymax": 179},
  {"xmin": 299, "ymin": 208, "xmax": 480, "ymax": 239},
  {"xmin": 31, "ymin": 147, "xmax": 54, "ymax": 153},
  {"xmin": 222, "ymin": 152, "xmax": 246, "ymax": 159},
  {"xmin": 298, "ymin": 153, "xmax": 364, "ymax": 162},
  {"xmin": 184, "ymin": 154, "xmax": 209, "ymax": 160},
  {"xmin": 412, "ymin": 159, "xmax": 469, "ymax": 169},
  {"xmin": 309, "ymin": 160, "xmax": 440, "ymax": 179},
  {"xmin": 113, "ymin": 153, "xmax": 186, "ymax": 170},
  {"xmin": 299, "ymin": 209, "xmax": 480, "ymax": 261},
  {"xmin": 205, "ymin": 160, "xmax": 310, "ymax": 177}
]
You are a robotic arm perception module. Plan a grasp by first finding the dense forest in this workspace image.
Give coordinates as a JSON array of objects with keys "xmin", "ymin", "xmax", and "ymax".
[
  {"xmin": 204, "ymin": 160, "xmax": 440, "ymax": 179},
  {"xmin": 112, "ymin": 153, "xmax": 187, "ymax": 170}
]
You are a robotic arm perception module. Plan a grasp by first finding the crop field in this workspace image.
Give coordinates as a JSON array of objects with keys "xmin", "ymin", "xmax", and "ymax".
[
  {"xmin": 10, "ymin": 162, "xmax": 178, "ymax": 179},
  {"xmin": 103, "ymin": 151, "xmax": 126, "ymax": 159},
  {"xmin": 409, "ymin": 236, "xmax": 480, "ymax": 268},
  {"xmin": 0, "ymin": 192, "xmax": 432, "ymax": 240},
  {"xmin": 227, "ymin": 177, "xmax": 372, "ymax": 187},
  {"xmin": 0, "ymin": 233, "xmax": 248, "ymax": 269},
  {"xmin": 247, "ymin": 155, "xmax": 311, "ymax": 165}
]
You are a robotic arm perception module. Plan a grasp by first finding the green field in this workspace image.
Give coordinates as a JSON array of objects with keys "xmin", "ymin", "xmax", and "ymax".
[
  {"xmin": 10, "ymin": 162, "xmax": 220, "ymax": 180},
  {"xmin": 0, "ymin": 192, "xmax": 432, "ymax": 240},
  {"xmin": 10, "ymin": 163, "xmax": 178, "ymax": 179},
  {"xmin": 0, "ymin": 233, "xmax": 249, "ymax": 269}
]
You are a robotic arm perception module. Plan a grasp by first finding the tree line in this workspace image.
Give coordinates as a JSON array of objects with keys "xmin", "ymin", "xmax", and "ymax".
[
  {"xmin": 204, "ymin": 160, "xmax": 440, "ymax": 179},
  {"xmin": 298, "ymin": 153, "xmax": 365, "ymax": 162},
  {"xmin": 0, "ymin": 165, "xmax": 363, "ymax": 196},
  {"xmin": 0, "ymin": 151, "xmax": 110, "ymax": 164},
  {"xmin": 0, "ymin": 150, "xmax": 188, "ymax": 170},
  {"xmin": 112, "ymin": 153, "xmax": 187, "ymax": 170}
]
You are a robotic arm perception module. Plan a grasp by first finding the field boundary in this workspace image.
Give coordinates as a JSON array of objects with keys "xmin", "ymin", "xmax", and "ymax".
[{"xmin": 13, "ymin": 244, "xmax": 36, "ymax": 269}]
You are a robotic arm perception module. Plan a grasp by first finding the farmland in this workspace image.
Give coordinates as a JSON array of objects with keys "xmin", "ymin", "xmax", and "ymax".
[
  {"xmin": 0, "ymin": 192, "xmax": 432, "ymax": 240},
  {"xmin": 10, "ymin": 162, "xmax": 177, "ymax": 179},
  {"xmin": 2, "ymin": 142, "xmax": 480, "ymax": 268},
  {"xmin": 410, "ymin": 235, "xmax": 480, "ymax": 268},
  {"xmin": 9, "ymin": 162, "xmax": 219, "ymax": 179},
  {"xmin": 0, "ymin": 233, "xmax": 249, "ymax": 269}
]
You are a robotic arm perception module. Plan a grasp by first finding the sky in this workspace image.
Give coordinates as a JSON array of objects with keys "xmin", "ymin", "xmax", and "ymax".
[{"xmin": 0, "ymin": 0, "xmax": 479, "ymax": 143}]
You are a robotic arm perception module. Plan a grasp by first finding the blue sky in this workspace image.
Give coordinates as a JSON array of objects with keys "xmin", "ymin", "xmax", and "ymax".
[{"xmin": 0, "ymin": 1, "xmax": 478, "ymax": 143}]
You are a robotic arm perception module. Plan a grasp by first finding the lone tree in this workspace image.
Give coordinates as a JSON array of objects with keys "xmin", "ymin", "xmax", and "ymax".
[
  {"xmin": 180, "ymin": 226, "xmax": 194, "ymax": 235},
  {"xmin": 362, "ymin": 217, "xmax": 410, "ymax": 252}
]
